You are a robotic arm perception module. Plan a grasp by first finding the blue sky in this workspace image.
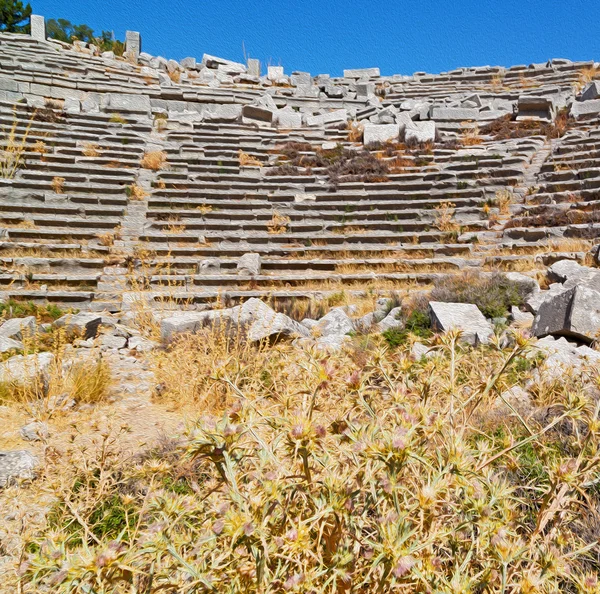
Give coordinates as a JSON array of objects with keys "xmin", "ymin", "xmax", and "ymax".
[{"xmin": 32, "ymin": 0, "xmax": 600, "ymax": 77}]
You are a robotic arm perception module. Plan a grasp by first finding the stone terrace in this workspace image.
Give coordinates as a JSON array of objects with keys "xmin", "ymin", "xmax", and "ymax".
[{"xmin": 0, "ymin": 22, "xmax": 599, "ymax": 310}]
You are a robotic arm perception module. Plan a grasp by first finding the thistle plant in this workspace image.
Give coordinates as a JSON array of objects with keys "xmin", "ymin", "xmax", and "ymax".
[{"xmin": 17, "ymin": 328, "xmax": 600, "ymax": 593}]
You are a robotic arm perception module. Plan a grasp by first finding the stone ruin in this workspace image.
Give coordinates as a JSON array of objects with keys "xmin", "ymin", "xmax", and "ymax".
[{"xmin": 0, "ymin": 16, "xmax": 599, "ymax": 312}]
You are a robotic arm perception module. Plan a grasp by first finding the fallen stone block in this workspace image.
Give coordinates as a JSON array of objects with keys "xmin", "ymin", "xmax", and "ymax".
[
  {"xmin": 241, "ymin": 299, "xmax": 310, "ymax": 343},
  {"xmin": 580, "ymin": 81, "xmax": 600, "ymax": 101},
  {"xmin": 0, "ymin": 450, "xmax": 39, "ymax": 487},
  {"xmin": 430, "ymin": 107, "xmax": 480, "ymax": 121},
  {"xmin": 429, "ymin": 301, "xmax": 494, "ymax": 345},
  {"xmin": 0, "ymin": 336, "xmax": 23, "ymax": 353},
  {"xmin": 20, "ymin": 421, "xmax": 49, "ymax": 442},
  {"xmin": 315, "ymin": 307, "xmax": 355, "ymax": 336},
  {"xmin": 405, "ymin": 121, "xmax": 436, "ymax": 144},
  {"xmin": 0, "ymin": 316, "xmax": 36, "ymax": 341},
  {"xmin": 0, "ymin": 352, "xmax": 54, "ymax": 385},
  {"xmin": 267, "ymin": 66, "xmax": 284, "ymax": 81},
  {"xmin": 276, "ymin": 108, "xmax": 302, "ymax": 128},
  {"xmin": 54, "ymin": 312, "xmax": 102, "ymax": 339},
  {"xmin": 242, "ymin": 104, "xmax": 274, "ymax": 123},
  {"xmin": 363, "ymin": 123, "xmax": 400, "ymax": 145},
  {"xmin": 376, "ymin": 307, "xmax": 404, "ymax": 332},
  {"xmin": 536, "ymin": 335, "xmax": 600, "ymax": 380},
  {"xmin": 237, "ymin": 253, "xmax": 261, "ymax": 276},
  {"xmin": 532, "ymin": 285, "xmax": 600, "ymax": 342},
  {"xmin": 203, "ymin": 54, "xmax": 246, "ymax": 72},
  {"xmin": 571, "ymin": 99, "xmax": 600, "ymax": 119}
]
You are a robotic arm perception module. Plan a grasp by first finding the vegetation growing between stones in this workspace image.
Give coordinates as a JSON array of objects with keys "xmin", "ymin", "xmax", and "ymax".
[
  {"xmin": 430, "ymin": 271, "xmax": 529, "ymax": 318},
  {"xmin": 15, "ymin": 325, "xmax": 600, "ymax": 593}
]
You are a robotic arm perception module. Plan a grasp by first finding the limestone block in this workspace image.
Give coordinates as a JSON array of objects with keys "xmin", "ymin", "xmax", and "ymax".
[
  {"xmin": 125, "ymin": 30, "xmax": 141, "ymax": 61},
  {"xmin": 344, "ymin": 67, "xmax": 380, "ymax": 78},
  {"xmin": 315, "ymin": 308, "xmax": 355, "ymax": 336},
  {"xmin": 363, "ymin": 123, "xmax": 400, "ymax": 145},
  {"xmin": 0, "ymin": 450, "xmax": 39, "ymax": 487},
  {"xmin": 532, "ymin": 285, "xmax": 600, "ymax": 342},
  {"xmin": 405, "ymin": 121, "xmax": 436, "ymax": 144},
  {"xmin": 237, "ymin": 253, "xmax": 261, "ymax": 276},
  {"xmin": 30, "ymin": 14, "xmax": 45, "ymax": 42},
  {"xmin": 429, "ymin": 301, "xmax": 494, "ymax": 345},
  {"xmin": 247, "ymin": 58, "xmax": 260, "ymax": 77}
]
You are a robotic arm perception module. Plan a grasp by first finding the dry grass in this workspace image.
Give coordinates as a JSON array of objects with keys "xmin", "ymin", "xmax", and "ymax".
[
  {"xmin": 31, "ymin": 140, "xmax": 47, "ymax": 155},
  {"xmin": 460, "ymin": 122, "xmax": 483, "ymax": 146},
  {"xmin": 347, "ymin": 120, "xmax": 364, "ymax": 142},
  {"xmin": 266, "ymin": 211, "xmax": 291, "ymax": 234},
  {"xmin": 168, "ymin": 69, "xmax": 181, "ymax": 83},
  {"xmin": 495, "ymin": 189, "xmax": 514, "ymax": 215},
  {"xmin": 11, "ymin": 322, "xmax": 600, "ymax": 593},
  {"xmin": 51, "ymin": 176, "xmax": 65, "ymax": 194},
  {"xmin": 140, "ymin": 150, "xmax": 167, "ymax": 171},
  {"xmin": 126, "ymin": 183, "xmax": 149, "ymax": 200},
  {"xmin": 82, "ymin": 142, "xmax": 101, "ymax": 157},
  {"xmin": 0, "ymin": 111, "xmax": 34, "ymax": 179},
  {"xmin": 576, "ymin": 65, "xmax": 600, "ymax": 92},
  {"xmin": 433, "ymin": 201, "xmax": 460, "ymax": 233},
  {"xmin": 238, "ymin": 150, "xmax": 262, "ymax": 167}
]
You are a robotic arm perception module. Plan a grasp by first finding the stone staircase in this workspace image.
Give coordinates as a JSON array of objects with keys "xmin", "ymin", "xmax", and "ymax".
[{"xmin": 0, "ymin": 30, "xmax": 598, "ymax": 309}]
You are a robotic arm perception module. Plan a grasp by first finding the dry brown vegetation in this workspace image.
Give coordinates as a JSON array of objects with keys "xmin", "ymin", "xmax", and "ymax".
[
  {"xmin": 51, "ymin": 176, "xmax": 65, "ymax": 194},
  {"xmin": 5, "ymin": 319, "xmax": 600, "ymax": 593},
  {"xmin": 238, "ymin": 150, "xmax": 262, "ymax": 167},
  {"xmin": 140, "ymin": 150, "xmax": 167, "ymax": 171},
  {"xmin": 126, "ymin": 183, "xmax": 149, "ymax": 200}
]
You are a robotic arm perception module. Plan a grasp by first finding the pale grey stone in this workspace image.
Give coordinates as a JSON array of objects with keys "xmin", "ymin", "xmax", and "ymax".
[
  {"xmin": 242, "ymin": 104, "xmax": 274, "ymax": 123},
  {"xmin": 405, "ymin": 121, "xmax": 436, "ymax": 144},
  {"xmin": 0, "ymin": 450, "xmax": 39, "ymax": 487},
  {"xmin": 106, "ymin": 93, "xmax": 151, "ymax": 114},
  {"xmin": 241, "ymin": 299, "xmax": 310, "ymax": 343},
  {"xmin": 536, "ymin": 335, "xmax": 600, "ymax": 380},
  {"xmin": 0, "ymin": 352, "xmax": 54, "ymax": 385},
  {"xmin": 0, "ymin": 336, "xmax": 23, "ymax": 353},
  {"xmin": 315, "ymin": 308, "xmax": 355, "ymax": 336},
  {"xmin": 0, "ymin": 316, "xmax": 36, "ymax": 341},
  {"xmin": 205, "ymin": 104, "xmax": 242, "ymax": 121},
  {"xmin": 581, "ymin": 81, "xmax": 600, "ymax": 101},
  {"xmin": 63, "ymin": 97, "xmax": 80, "ymax": 114},
  {"xmin": 363, "ymin": 123, "xmax": 400, "ymax": 145},
  {"xmin": 431, "ymin": 107, "xmax": 480, "ymax": 121},
  {"xmin": 570, "ymin": 99, "xmax": 600, "ymax": 119},
  {"xmin": 410, "ymin": 342, "xmax": 432, "ymax": 361},
  {"xmin": 180, "ymin": 57, "xmax": 196, "ymax": 69},
  {"xmin": 532, "ymin": 285, "xmax": 600, "ymax": 342},
  {"xmin": 20, "ymin": 421, "xmax": 49, "ymax": 442},
  {"xmin": 30, "ymin": 14, "xmax": 45, "ymax": 42},
  {"xmin": 125, "ymin": 30, "xmax": 141, "ymax": 61},
  {"xmin": 98, "ymin": 334, "xmax": 127, "ymax": 350},
  {"xmin": 237, "ymin": 253, "xmax": 261, "ymax": 276},
  {"xmin": 247, "ymin": 58, "xmax": 260, "ymax": 77},
  {"xmin": 344, "ymin": 67, "xmax": 380, "ymax": 78},
  {"xmin": 511, "ymin": 306, "xmax": 534, "ymax": 325},
  {"xmin": 294, "ymin": 193, "xmax": 316, "ymax": 203},
  {"xmin": 54, "ymin": 312, "xmax": 102, "ymax": 339},
  {"xmin": 429, "ymin": 301, "xmax": 494, "ymax": 345},
  {"xmin": 202, "ymin": 54, "xmax": 246, "ymax": 72},
  {"xmin": 276, "ymin": 108, "xmax": 302, "ymax": 128},
  {"xmin": 267, "ymin": 66, "xmax": 284, "ymax": 81},
  {"xmin": 376, "ymin": 307, "xmax": 404, "ymax": 332},
  {"xmin": 199, "ymin": 258, "xmax": 221, "ymax": 273}
]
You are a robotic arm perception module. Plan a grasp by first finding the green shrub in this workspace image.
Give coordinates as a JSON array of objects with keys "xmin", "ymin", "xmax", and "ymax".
[{"xmin": 430, "ymin": 271, "xmax": 528, "ymax": 318}]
